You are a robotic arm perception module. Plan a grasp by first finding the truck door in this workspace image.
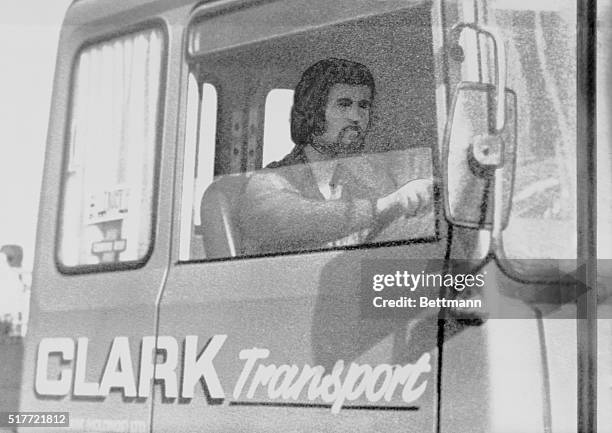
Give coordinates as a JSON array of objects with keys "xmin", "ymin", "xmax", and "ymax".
[
  {"xmin": 154, "ymin": 0, "xmax": 455, "ymax": 431},
  {"xmin": 18, "ymin": 6, "xmax": 172, "ymax": 430}
]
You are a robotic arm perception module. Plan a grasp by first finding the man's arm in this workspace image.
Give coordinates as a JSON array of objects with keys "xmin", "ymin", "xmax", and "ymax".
[{"xmin": 240, "ymin": 171, "xmax": 375, "ymax": 252}]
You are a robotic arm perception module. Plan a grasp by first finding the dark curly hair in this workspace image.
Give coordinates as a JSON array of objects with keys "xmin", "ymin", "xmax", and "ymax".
[{"xmin": 290, "ymin": 58, "xmax": 375, "ymax": 149}]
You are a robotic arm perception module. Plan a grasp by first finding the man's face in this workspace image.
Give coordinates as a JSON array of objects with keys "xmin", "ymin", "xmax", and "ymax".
[{"xmin": 317, "ymin": 83, "xmax": 372, "ymax": 156}]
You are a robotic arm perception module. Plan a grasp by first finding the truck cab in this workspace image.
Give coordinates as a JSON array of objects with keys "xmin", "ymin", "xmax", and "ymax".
[{"xmin": 6, "ymin": 0, "xmax": 610, "ymax": 432}]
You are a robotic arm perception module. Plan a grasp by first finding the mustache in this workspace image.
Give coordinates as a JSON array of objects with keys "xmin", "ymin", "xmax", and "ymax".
[{"xmin": 342, "ymin": 125, "xmax": 364, "ymax": 134}]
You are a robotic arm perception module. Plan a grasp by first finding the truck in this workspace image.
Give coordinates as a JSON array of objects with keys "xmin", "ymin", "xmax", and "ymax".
[{"xmin": 2, "ymin": 0, "xmax": 609, "ymax": 432}]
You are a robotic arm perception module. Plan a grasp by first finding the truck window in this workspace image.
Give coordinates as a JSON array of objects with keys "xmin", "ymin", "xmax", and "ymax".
[
  {"xmin": 262, "ymin": 89, "xmax": 294, "ymax": 167},
  {"xmin": 179, "ymin": 77, "xmax": 218, "ymax": 261},
  {"xmin": 491, "ymin": 1, "xmax": 578, "ymax": 261},
  {"xmin": 180, "ymin": 1, "xmax": 438, "ymax": 261},
  {"xmin": 58, "ymin": 28, "xmax": 164, "ymax": 269}
]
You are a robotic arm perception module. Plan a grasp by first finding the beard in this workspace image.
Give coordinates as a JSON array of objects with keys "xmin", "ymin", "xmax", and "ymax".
[
  {"xmin": 333, "ymin": 125, "xmax": 366, "ymax": 155},
  {"xmin": 311, "ymin": 125, "xmax": 367, "ymax": 158}
]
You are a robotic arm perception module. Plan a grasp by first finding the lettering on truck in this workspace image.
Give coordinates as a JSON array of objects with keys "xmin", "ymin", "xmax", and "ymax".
[{"xmin": 35, "ymin": 335, "xmax": 432, "ymax": 413}]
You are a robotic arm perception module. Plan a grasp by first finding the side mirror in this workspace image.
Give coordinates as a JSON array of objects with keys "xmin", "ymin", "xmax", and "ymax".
[{"xmin": 443, "ymin": 81, "xmax": 517, "ymax": 229}]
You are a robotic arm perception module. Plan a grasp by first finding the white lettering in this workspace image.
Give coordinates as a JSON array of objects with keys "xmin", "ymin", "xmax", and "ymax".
[
  {"xmin": 268, "ymin": 365, "xmax": 299, "ymax": 399},
  {"xmin": 319, "ymin": 360, "xmax": 343, "ymax": 405},
  {"xmin": 331, "ymin": 362, "xmax": 371, "ymax": 413},
  {"xmin": 287, "ymin": 365, "xmax": 323, "ymax": 400},
  {"xmin": 305, "ymin": 365, "xmax": 326, "ymax": 400},
  {"xmin": 155, "ymin": 336, "xmax": 179, "ymax": 399},
  {"xmin": 234, "ymin": 351, "xmax": 432, "ymax": 413},
  {"xmin": 233, "ymin": 348, "xmax": 270, "ymax": 398},
  {"xmin": 400, "ymin": 353, "xmax": 431, "ymax": 402},
  {"xmin": 73, "ymin": 337, "xmax": 100, "ymax": 396},
  {"xmin": 136, "ymin": 336, "xmax": 179, "ymax": 398},
  {"xmin": 181, "ymin": 335, "xmax": 226, "ymax": 399},
  {"xmin": 137, "ymin": 336, "xmax": 156, "ymax": 398},
  {"xmin": 35, "ymin": 337, "xmax": 74, "ymax": 396},
  {"xmin": 98, "ymin": 336, "xmax": 137, "ymax": 397},
  {"xmin": 33, "ymin": 335, "xmax": 431, "ymax": 413},
  {"xmin": 247, "ymin": 364, "xmax": 277, "ymax": 398},
  {"xmin": 365, "ymin": 364, "xmax": 393, "ymax": 401}
]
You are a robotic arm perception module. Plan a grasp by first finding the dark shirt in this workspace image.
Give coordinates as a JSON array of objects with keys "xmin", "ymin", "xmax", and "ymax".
[{"xmin": 239, "ymin": 146, "xmax": 397, "ymax": 255}]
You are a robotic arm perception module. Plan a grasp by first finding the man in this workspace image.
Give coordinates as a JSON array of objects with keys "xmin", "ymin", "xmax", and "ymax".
[{"xmin": 240, "ymin": 58, "xmax": 432, "ymax": 255}]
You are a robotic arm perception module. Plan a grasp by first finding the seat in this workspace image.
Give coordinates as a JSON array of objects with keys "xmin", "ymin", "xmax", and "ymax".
[{"xmin": 200, "ymin": 174, "xmax": 249, "ymax": 259}]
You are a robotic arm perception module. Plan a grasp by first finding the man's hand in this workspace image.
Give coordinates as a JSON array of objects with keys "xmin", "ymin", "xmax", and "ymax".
[{"xmin": 376, "ymin": 178, "xmax": 434, "ymax": 219}]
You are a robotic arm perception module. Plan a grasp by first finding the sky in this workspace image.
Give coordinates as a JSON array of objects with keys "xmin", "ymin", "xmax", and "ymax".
[{"xmin": 0, "ymin": 1, "xmax": 72, "ymax": 270}]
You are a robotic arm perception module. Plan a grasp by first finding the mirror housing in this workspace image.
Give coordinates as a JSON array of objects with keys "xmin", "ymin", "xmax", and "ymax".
[{"xmin": 443, "ymin": 81, "xmax": 517, "ymax": 230}]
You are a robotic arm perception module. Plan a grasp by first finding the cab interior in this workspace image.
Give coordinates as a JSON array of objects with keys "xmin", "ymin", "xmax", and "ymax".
[{"xmin": 184, "ymin": 1, "xmax": 439, "ymax": 260}]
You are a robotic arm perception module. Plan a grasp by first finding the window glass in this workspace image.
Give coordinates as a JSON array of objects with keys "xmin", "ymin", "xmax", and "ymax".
[
  {"xmin": 262, "ymin": 89, "xmax": 294, "ymax": 167},
  {"xmin": 490, "ymin": 1, "xmax": 578, "ymax": 260},
  {"xmin": 58, "ymin": 29, "xmax": 163, "ymax": 268},
  {"xmin": 179, "ymin": 78, "xmax": 218, "ymax": 261},
  {"xmin": 183, "ymin": 2, "xmax": 438, "ymax": 261}
]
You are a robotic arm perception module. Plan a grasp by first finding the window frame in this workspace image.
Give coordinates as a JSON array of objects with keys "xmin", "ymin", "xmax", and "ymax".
[
  {"xmin": 179, "ymin": 73, "xmax": 221, "ymax": 262},
  {"xmin": 179, "ymin": 2, "xmax": 444, "ymax": 264},
  {"xmin": 55, "ymin": 21, "xmax": 169, "ymax": 275}
]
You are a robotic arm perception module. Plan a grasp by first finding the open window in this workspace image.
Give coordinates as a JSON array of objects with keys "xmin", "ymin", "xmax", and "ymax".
[
  {"xmin": 179, "ymin": 0, "xmax": 440, "ymax": 261},
  {"xmin": 262, "ymin": 89, "xmax": 294, "ymax": 167}
]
